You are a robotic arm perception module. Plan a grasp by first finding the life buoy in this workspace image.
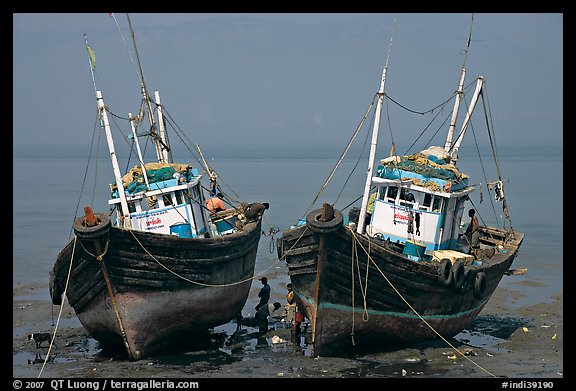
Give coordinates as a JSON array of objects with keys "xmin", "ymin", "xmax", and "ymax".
[
  {"xmin": 73, "ymin": 212, "xmax": 111, "ymax": 240},
  {"xmin": 437, "ymin": 258, "xmax": 453, "ymax": 287},
  {"xmin": 306, "ymin": 208, "xmax": 343, "ymax": 234},
  {"xmin": 474, "ymin": 272, "xmax": 487, "ymax": 299},
  {"xmin": 451, "ymin": 260, "xmax": 466, "ymax": 291}
]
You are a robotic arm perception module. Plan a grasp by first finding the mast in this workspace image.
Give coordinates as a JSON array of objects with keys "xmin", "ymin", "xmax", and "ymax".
[
  {"xmin": 444, "ymin": 13, "xmax": 474, "ymax": 154},
  {"xmin": 450, "ymin": 76, "xmax": 484, "ymax": 163},
  {"xmin": 155, "ymin": 91, "xmax": 171, "ymax": 163},
  {"xmin": 357, "ymin": 18, "xmax": 396, "ymax": 235},
  {"xmin": 129, "ymin": 112, "xmax": 151, "ymax": 189},
  {"xmin": 444, "ymin": 68, "xmax": 466, "ymax": 152},
  {"xmin": 97, "ymin": 91, "xmax": 131, "ymax": 226},
  {"xmin": 126, "ymin": 14, "xmax": 170, "ymax": 163}
]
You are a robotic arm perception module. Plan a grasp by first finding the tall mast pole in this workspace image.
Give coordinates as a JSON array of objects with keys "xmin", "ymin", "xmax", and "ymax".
[
  {"xmin": 97, "ymin": 91, "xmax": 131, "ymax": 226},
  {"xmin": 83, "ymin": 35, "xmax": 130, "ymax": 226},
  {"xmin": 357, "ymin": 17, "xmax": 396, "ymax": 235},
  {"xmin": 126, "ymin": 13, "xmax": 170, "ymax": 163},
  {"xmin": 450, "ymin": 76, "xmax": 484, "ymax": 163},
  {"xmin": 444, "ymin": 13, "xmax": 474, "ymax": 154},
  {"xmin": 129, "ymin": 112, "xmax": 151, "ymax": 189},
  {"xmin": 155, "ymin": 91, "xmax": 171, "ymax": 163}
]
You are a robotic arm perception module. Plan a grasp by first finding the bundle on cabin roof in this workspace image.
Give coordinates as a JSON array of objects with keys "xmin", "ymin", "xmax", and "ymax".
[
  {"xmin": 382, "ymin": 153, "xmax": 465, "ymax": 181},
  {"xmin": 109, "ymin": 162, "xmax": 195, "ymax": 194},
  {"xmin": 121, "ymin": 162, "xmax": 192, "ymax": 187}
]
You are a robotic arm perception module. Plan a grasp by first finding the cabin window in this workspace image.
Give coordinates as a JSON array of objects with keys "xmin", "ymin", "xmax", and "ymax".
[
  {"xmin": 163, "ymin": 194, "xmax": 173, "ymax": 206},
  {"xmin": 432, "ymin": 196, "xmax": 443, "ymax": 212},
  {"xmin": 399, "ymin": 188, "xmax": 415, "ymax": 208},
  {"xmin": 422, "ymin": 193, "xmax": 432, "ymax": 210},
  {"xmin": 386, "ymin": 186, "xmax": 398, "ymax": 203},
  {"xmin": 421, "ymin": 193, "xmax": 432, "ymax": 211},
  {"xmin": 141, "ymin": 196, "xmax": 158, "ymax": 211},
  {"xmin": 190, "ymin": 186, "xmax": 200, "ymax": 201},
  {"xmin": 378, "ymin": 187, "xmax": 386, "ymax": 201},
  {"xmin": 128, "ymin": 201, "xmax": 136, "ymax": 213},
  {"xmin": 174, "ymin": 190, "xmax": 183, "ymax": 205}
]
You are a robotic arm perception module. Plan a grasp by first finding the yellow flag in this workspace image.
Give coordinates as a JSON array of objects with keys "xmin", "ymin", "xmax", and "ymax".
[{"xmin": 86, "ymin": 44, "xmax": 96, "ymax": 69}]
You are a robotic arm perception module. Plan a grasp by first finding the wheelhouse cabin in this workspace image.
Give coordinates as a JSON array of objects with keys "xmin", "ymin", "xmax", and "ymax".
[
  {"xmin": 365, "ymin": 146, "xmax": 475, "ymax": 260},
  {"xmin": 108, "ymin": 164, "xmax": 210, "ymax": 238}
]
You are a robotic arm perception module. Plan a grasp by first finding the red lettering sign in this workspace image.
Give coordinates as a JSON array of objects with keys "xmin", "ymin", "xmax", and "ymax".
[
  {"xmin": 394, "ymin": 213, "xmax": 408, "ymax": 221},
  {"xmin": 145, "ymin": 218, "xmax": 162, "ymax": 227}
]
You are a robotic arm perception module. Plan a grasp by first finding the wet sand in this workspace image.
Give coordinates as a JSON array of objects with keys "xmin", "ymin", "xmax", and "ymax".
[{"xmin": 13, "ymin": 278, "xmax": 563, "ymax": 380}]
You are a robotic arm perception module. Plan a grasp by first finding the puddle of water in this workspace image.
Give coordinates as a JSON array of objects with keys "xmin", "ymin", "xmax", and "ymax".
[
  {"xmin": 342, "ymin": 358, "xmax": 444, "ymax": 377},
  {"xmin": 454, "ymin": 314, "xmax": 530, "ymax": 353}
]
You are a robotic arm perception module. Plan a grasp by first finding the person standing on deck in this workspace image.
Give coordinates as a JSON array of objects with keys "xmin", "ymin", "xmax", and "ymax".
[{"xmin": 464, "ymin": 208, "xmax": 480, "ymax": 252}]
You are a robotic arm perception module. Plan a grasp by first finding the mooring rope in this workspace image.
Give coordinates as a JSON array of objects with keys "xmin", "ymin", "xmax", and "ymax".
[
  {"xmin": 125, "ymin": 224, "xmax": 309, "ymax": 288},
  {"xmin": 347, "ymin": 226, "xmax": 497, "ymax": 377},
  {"xmin": 38, "ymin": 237, "xmax": 78, "ymax": 378}
]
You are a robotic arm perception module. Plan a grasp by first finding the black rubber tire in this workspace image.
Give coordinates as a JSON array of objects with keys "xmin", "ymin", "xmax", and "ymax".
[
  {"xmin": 474, "ymin": 271, "xmax": 487, "ymax": 299},
  {"xmin": 452, "ymin": 260, "xmax": 466, "ymax": 291},
  {"xmin": 49, "ymin": 274, "xmax": 63, "ymax": 306},
  {"xmin": 73, "ymin": 212, "xmax": 111, "ymax": 240},
  {"xmin": 463, "ymin": 266, "xmax": 478, "ymax": 289},
  {"xmin": 437, "ymin": 258, "xmax": 453, "ymax": 287},
  {"xmin": 306, "ymin": 208, "xmax": 343, "ymax": 234}
]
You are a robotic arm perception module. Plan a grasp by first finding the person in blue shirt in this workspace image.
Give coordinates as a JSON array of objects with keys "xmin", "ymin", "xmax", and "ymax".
[{"xmin": 255, "ymin": 276, "xmax": 270, "ymax": 311}]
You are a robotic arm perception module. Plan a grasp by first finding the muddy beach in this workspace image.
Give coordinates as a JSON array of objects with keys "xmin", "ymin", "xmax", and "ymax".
[{"xmin": 13, "ymin": 271, "xmax": 563, "ymax": 380}]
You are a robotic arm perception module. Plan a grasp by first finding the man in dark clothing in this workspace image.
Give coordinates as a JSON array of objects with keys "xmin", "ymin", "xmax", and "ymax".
[
  {"xmin": 244, "ymin": 202, "xmax": 269, "ymax": 221},
  {"xmin": 464, "ymin": 208, "xmax": 480, "ymax": 252},
  {"xmin": 255, "ymin": 302, "xmax": 282, "ymax": 333},
  {"xmin": 255, "ymin": 276, "xmax": 270, "ymax": 311}
]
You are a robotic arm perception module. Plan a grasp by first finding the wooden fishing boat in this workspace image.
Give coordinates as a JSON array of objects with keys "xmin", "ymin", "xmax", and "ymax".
[
  {"xmin": 49, "ymin": 14, "xmax": 265, "ymax": 360},
  {"xmin": 277, "ymin": 16, "xmax": 524, "ymax": 357}
]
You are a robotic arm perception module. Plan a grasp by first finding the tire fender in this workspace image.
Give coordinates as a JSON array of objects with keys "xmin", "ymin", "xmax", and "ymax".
[
  {"xmin": 451, "ymin": 260, "xmax": 466, "ymax": 291},
  {"xmin": 73, "ymin": 212, "xmax": 111, "ymax": 240},
  {"xmin": 306, "ymin": 208, "xmax": 343, "ymax": 234},
  {"xmin": 437, "ymin": 258, "xmax": 453, "ymax": 287},
  {"xmin": 473, "ymin": 271, "xmax": 487, "ymax": 299},
  {"xmin": 463, "ymin": 266, "xmax": 478, "ymax": 289},
  {"xmin": 49, "ymin": 274, "xmax": 63, "ymax": 306}
]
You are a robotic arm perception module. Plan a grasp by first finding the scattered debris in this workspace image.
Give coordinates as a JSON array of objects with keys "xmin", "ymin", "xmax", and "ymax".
[{"xmin": 504, "ymin": 268, "xmax": 528, "ymax": 276}]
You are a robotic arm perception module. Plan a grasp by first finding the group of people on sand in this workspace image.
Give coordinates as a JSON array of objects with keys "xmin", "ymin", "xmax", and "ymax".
[
  {"xmin": 243, "ymin": 276, "xmax": 303, "ymax": 335},
  {"xmin": 206, "ymin": 195, "xmax": 301, "ymax": 335}
]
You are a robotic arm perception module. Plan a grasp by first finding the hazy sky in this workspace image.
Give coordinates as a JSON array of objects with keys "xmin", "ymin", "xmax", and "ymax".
[{"xmin": 13, "ymin": 13, "xmax": 562, "ymax": 150}]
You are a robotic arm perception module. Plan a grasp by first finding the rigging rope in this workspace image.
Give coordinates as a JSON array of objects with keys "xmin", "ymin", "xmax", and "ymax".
[
  {"xmin": 301, "ymin": 97, "xmax": 376, "ymax": 222},
  {"xmin": 347, "ymin": 227, "xmax": 498, "ymax": 377},
  {"xmin": 333, "ymin": 103, "xmax": 373, "ymax": 207},
  {"xmin": 38, "ymin": 238, "xmax": 78, "ymax": 378}
]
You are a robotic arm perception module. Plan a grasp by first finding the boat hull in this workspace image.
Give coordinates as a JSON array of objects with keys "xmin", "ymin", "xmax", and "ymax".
[
  {"xmin": 277, "ymin": 214, "xmax": 524, "ymax": 356},
  {"xmin": 51, "ymin": 218, "xmax": 262, "ymax": 360}
]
